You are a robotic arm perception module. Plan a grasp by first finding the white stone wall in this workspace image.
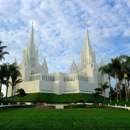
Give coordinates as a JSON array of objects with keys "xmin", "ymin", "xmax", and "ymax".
[
  {"xmin": 40, "ymin": 81, "xmax": 53, "ymax": 92},
  {"xmin": 64, "ymin": 80, "xmax": 79, "ymax": 93},
  {"xmin": 79, "ymin": 81, "xmax": 95, "ymax": 93}
]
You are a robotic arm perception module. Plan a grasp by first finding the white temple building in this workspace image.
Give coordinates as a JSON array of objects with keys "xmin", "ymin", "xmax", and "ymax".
[{"xmin": 8, "ymin": 22, "xmax": 107, "ymax": 97}]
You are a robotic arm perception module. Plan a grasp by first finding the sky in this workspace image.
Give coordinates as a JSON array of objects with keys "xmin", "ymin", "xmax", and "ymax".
[{"xmin": 0, "ymin": 0, "xmax": 130, "ymax": 94}]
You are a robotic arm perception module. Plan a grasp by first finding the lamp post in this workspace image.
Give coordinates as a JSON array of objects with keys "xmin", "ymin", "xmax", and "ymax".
[{"xmin": 124, "ymin": 71, "xmax": 128, "ymax": 102}]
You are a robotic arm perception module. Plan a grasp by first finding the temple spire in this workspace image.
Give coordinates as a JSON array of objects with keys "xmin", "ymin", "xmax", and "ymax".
[
  {"xmin": 100, "ymin": 58, "xmax": 104, "ymax": 67},
  {"xmin": 41, "ymin": 57, "xmax": 48, "ymax": 74},
  {"xmin": 72, "ymin": 58, "xmax": 76, "ymax": 66},
  {"xmin": 14, "ymin": 56, "xmax": 18, "ymax": 64},
  {"xmin": 84, "ymin": 20, "xmax": 92, "ymax": 64},
  {"xmin": 85, "ymin": 20, "xmax": 91, "ymax": 51},
  {"xmin": 70, "ymin": 58, "xmax": 77, "ymax": 74},
  {"xmin": 28, "ymin": 22, "xmax": 34, "ymax": 49}
]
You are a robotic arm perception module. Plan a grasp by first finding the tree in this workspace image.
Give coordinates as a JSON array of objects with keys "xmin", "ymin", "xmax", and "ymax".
[
  {"xmin": 98, "ymin": 65, "xmax": 112, "ymax": 102},
  {"xmin": 0, "ymin": 64, "xmax": 7, "ymax": 99},
  {"xmin": 0, "ymin": 41, "xmax": 9, "ymax": 61},
  {"xmin": 1, "ymin": 63, "xmax": 11, "ymax": 100},
  {"xmin": 16, "ymin": 88, "xmax": 26, "ymax": 101},
  {"xmin": 121, "ymin": 83, "xmax": 126, "ymax": 100},
  {"xmin": 0, "ymin": 92, "xmax": 4, "ymax": 99},
  {"xmin": 109, "ymin": 57, "xmax": 123, "ymax": 102},
  {"xmin": 0, "ymin": 41, "xmax": 9, "ymax": 99},
  {"xmin": 8, "ymin": 63, "xmax": 22, "ymax": 100},
  {"xmin": 110, "ymin": 87, "xmax": 116, "ymax": 100},
  {"xmin": 93, "ymin": 88, "xmax": 102, "ymax": 104},
  {"xmin": 99, "ymin": 82, "xmax": 109, "ymax": 102},
  {"xmin": 119, "ymin": 54, "xmax": 130, "ymax": 100}
]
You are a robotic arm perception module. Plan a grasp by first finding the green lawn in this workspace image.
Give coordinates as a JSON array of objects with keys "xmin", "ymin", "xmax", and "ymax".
[{"xmin": 0, "ymin": 108, "xmax": 130, "ymax": 129}]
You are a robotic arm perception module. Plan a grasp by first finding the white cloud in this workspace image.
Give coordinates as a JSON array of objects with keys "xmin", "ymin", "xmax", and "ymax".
[
  {"xmin": 0, "ymin": 0, "xmax": 130, "ymax": 74},
  {"xmin": 123, "ymin": 28, "xmax": 130, "ymax": 37}
]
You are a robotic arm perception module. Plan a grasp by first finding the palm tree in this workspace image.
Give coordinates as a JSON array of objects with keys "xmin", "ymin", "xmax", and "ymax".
[
  {"xmin": 119, "ymin": 54, "xmax": 130, "ymax": 99},
  {"xmin": 93, "ymin": 88, "xmax": 102, "ymax": 104},
  {"xmin": 0, "ymin": 40, "xmax": 9, "ymax": 99},
  {"xmin": 109, "ymin": 57, "xmax": 122, "ymax": 102},
  {"xmin": 0, "ymin": 64, "xmax": 7, "ymax": 99},
  {"xmin": 8, "ymin": 63, "xmax": 22, "ymax": 100},
  {"xmin": 98, "ymin": 65, "xmax": 112, "ymax": 102},
  {"xmin": 4, "ymin": 63, "xmax": 11, "ymax": 100},
  {"xmin": 99, "ymin": 82, "xmax": 109, "ymax": 102},
  {"xmin": 0, "ymin": 41, "xmax": 9, "ymax": 61}
]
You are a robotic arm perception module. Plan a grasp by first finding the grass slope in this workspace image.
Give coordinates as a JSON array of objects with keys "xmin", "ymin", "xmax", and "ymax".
[
  {"xmin": 10, "ymin": 93, "xmax": 104, "ymax": 103},
  {"xmin": 0, "ymin": 108, "xmax": 130, "ymax": 129}
]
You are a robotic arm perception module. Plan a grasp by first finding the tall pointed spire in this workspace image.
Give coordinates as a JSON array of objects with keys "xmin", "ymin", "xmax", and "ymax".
[
  {"xmin": 100, "ymin": 58, "xmax": 104, "ymax": 67},
  {"xmin": 72, "ymin": 58, "xmax": 76, "ymax": 66},
  {"xmin": 41, "ymin": 57, "xmax": 48, "ymax": 74},
  {"xmin": 70, "ymin": 58, "xmax": 77, "ymax": 74},
  {"xmin": 84, "ymin": 20, "xmax": 92, "ymax": 64},
  {"xmin": 85, "ymin": 20, "xmax": 90, "ymax": 49},
  {"xmin": 14, "ymin": 56, "xmax": 18, "ymax": 64},
  {"xmin": 28, "ymin": 22, "xmax": 34, "ymax": 49}
]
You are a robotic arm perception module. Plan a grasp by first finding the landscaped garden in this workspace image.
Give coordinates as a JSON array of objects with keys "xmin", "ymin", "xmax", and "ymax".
[
  {"xmin": 0, "ymin": 107, "xmax": 130, "ymax": 129},
  {"xmin": 10, "ymin": 93, "xmax": 104, "ymax": 103},
  {"xmin": 1, "ymin": 38, "xmax": 130, "ymax": 129}
]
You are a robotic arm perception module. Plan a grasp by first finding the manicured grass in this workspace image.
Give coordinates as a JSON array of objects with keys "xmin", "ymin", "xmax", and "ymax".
[
  {"xmin": 0, "ymin": 108, "xmax": 130, "ymax": 129},
  {"xmin": 10, "ymin": 93, "xmax": 104, "ymax": 103}
]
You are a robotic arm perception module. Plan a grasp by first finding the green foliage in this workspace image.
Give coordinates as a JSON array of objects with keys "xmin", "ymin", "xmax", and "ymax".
[
  {"xmin": 98, "ymin": 65, "xmax": 111, "ymax": 76},
  {"xmin": 0, "ymin": 108, "xmax": 130, "ymax": 129},
  {"xmin": 93, "ymin": 88, "xmax": 103, "ymax": 104},
  {"xmin": 16, "ymin": 88, "xmax": 27, "ymax": 100},
  {"xmin": 0, "ymin": 99, "xmax": 16, "ymax": 105},
  {"xmin": 110, "ymin": 87, "xmax": 116, "ymax": 100},
  {"xmin": 0, "ymin": 40, "xmax": 9, "ymax": 61},
  {"xmin": 10, "ymin": 93, "xmax": 104, "ymax": 103}
]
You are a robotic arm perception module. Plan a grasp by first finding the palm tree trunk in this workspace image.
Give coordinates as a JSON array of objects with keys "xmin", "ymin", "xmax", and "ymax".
[
  {"xmin": 127, "ymin": 79, "xmax": 129, "ymax": 98},
  {"xmin": 125, "ymin": 78, "xmax": 128, "ymax": 102},
  {"xmin": 0, "ymin": 83, "xmax": 2, "ymax": 99},
  {"xmin": 11, "ymin": 86, "xmax": 14, "ymax": 100},
  {"xmin": 104, "ymin": 90, "xmax": 106, "ymax": 102},
  {"xmin": 115, "ymin": 74, "xmax": 118, "ymax": 102},
  {"xmin": 5, "ymin": 80, "xmax": 9, "ymax": 100},
  {"xmin": 119, "ymin": 80, "xmax": 122, "ymax": 100},
  {"xmin": 5, "ymin": 85, "xmax": 8, "ymax": 100},
  {"xmin": 108, "ymin": 75, "xmax": 111, "ymax": 102}
]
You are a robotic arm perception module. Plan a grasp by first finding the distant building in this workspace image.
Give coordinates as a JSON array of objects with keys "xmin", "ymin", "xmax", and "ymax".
[{"xmin": 8, "ymin": 22, "xmax": 107, "ymax": 97}]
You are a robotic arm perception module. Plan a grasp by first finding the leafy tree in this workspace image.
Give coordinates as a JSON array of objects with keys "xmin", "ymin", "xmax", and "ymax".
[
  {"xmin": 121, "ymin": 83, "xmax": 126, "ymax": 100},
  {"xmin": 98, "ymin": 65, "xmax": 112, "ymax": 102},
  {"xmin": 109, "ymin": 87, "xmax": 116, "ymax": 100},
  {"xmin": 0, "ymin": 41, "xmax": 9, "ymax": 61},
  {"xmin": 109, "ymin": 57, "xmax": 123, "ymax": 102},
  {"xmin": 99, "ymin": 82, "xmax": 109, "ymax": 102},
  {"xmin": 0, "ymin": 64, "xmax": 7, "ymax": 99},
  {"xmin": 1, "ymin": 63, "xmax": 10, "ymax": 100},
  {"xmin": 16, "ymin": 88, "xmax": 26, "ymax": 101},
  {"xmin": 0, "ymin": 92, "xmax": 4, "ymax": 99},
  {"xmin": 119, "ymin": 54, "xmax": 130, "ymax": 100},
  {"xmin": 93, "ymin": 88, "xmax": 102, "ymax": 104},
  {"xmin": 0, "ymin": 40, "xmax": 9, "ymax": 99},
  {"xmin": 8, "ymin": 63, "xmax": 22, "ymax": 100}
]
